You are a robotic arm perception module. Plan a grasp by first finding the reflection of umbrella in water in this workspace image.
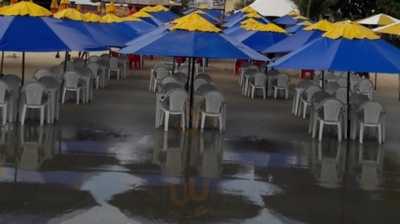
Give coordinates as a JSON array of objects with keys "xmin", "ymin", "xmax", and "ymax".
[{"xmin": 109, "ymin": 183, "xmax": 262, "ymax": 222}]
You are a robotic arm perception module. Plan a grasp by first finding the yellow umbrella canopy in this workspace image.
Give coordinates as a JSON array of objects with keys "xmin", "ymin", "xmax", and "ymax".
[
  {"xmin": 241, "ymin": 6, "xmax": 257, "ymax": 14},
  {"xmin": 358, "ymin": 13, "xmax": 399, "ymax": 26},
  {"xmin": 374, "ymin": 22, "xmax": 400, "ymax": 36},
  {"xmin": 141, "ymin": 5, "xmax": 168, "ymax": 13},
  {"xmin": 101, "ymin": 13, "xmax": 124, "ymax": 23},
  {"xmin": 82, "ymin": 12, "xmax": 102, "ymax": 23},
  {"xmin": 50, "ymin": 0, "xmax": 59, "ymax": 12},
  {"xmin": 0, "ymin": 1, "xmax": 52, "ymax": 17},
  {"xmin": 53, "ymin": 8, "xmax": 83, "ymax": 21},
  {"xmin": 304, "ymin": 19, "xmax": 334, "ymax": 32},
  {"xmin": 170, "ymin": 13, "xmax": 220, "ymax": 32},
  {"xmin": 324, "ymin": 21, "xmax": 380, "ymax": 40},
  {"xmin": 105, "ymin": 1, "xmax": 116, "ymax": 14},
  {"xmin": 240, "ymin": 18, "xmax": 286, "ymax": 33},
  {"xmin": 244, "ymin": 11, "xmax": 262, "ymax": 19}
]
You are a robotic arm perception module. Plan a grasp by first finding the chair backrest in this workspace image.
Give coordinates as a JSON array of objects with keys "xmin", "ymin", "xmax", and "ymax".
[
  {"xmin": 244, "ymin": 68, "xmax": 258, "ymax": 76},
  {"xmin": 109, "ymin": 57, "xmax": 119, "ymax": 69},
  {"xmin": 38, "ymin": 76, "xmax": 60, "ymax": 89},
  {"xmin": 360, "ymin": 101, "xmax": 384, "ymax": 124},
  {"xmin": 277, "ymin": 74, "xmax": 289, "ymax": 88},
  {"xmin": 194, "ymin": 78, "xmax": 209, "ymax": 91},
  {"xmin": 357, "ymin": 79, "xmax": 373, "ymax": 94},
  {"xmin": 87, "ymin": 63, "xmax": 99, "ymax": 77},
  {"xmin": 321, "ymin": 98, "xmax": 343, "ymax": 121},
  {"xmin": 63, "ymin": 71, "xmax": 81, "ymax": 88},
  {"xmin": 204, "ymin": 91, "xmax": 224, "ymax": 114},
  {"xmin": 297, "ymin": 80, "xmax": 313, "ymax": 89},
  {"xmin": 167, "ymin": 89, "xmax": 187, "ymax": 112},
  {"xmin": 88, "ymin": 56, "xmax": 99, "ymax": 63},
  {"xmin": 23, "ymin": 82, "xmax": 46, "ymax": 105},
  {"xmin": 173, "ymin": 72, "xmax": 187, "ymax": 83},
  {"xmin": 336, "ymin": 78, "xmax": 347, "ymax": 87},
  {"xmin": 335, "ymin": 87, "xmax": 348, "ymax": 104},
  {"xmin": 254, "ymin": 72, "xmax": 266, "ymax": 86},
  {"xmin": 2, "ymin": 74, "xmax": 21, "ymax": 90},
  {"xmin": 33, "ymin": 69, "xmax": 52, "ymax": 80},
  {"xmin": 304, "ymin": 85, "xmax": 321, "ymax": 101},
  {"xmin": 325, "ymin": 82, "xmax": 340, "ymax": 94},
  {"xmin": 196, "ymin": 73, "xmax": 211, "ymax": 81},
  {"xmin": 160, "ymin": 76, "xmax": 181, "ymax": 86},
  {"xmin": 0, "ymin": 80, "xmax": 9, "ymax": 104},
  {"xmin": 73, "ymin": 59, "xmax": 85, "ymax": 68},
  {"xmin": 155, "ymin": 67, "xmax": 170, "ymax": 80}
]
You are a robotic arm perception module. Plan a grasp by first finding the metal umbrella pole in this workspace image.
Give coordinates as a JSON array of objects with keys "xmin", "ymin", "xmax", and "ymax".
[
  {"xmin": 0, "ymin": 51, "xmax": 4, "ymax": 74},
  {"xmin": 21, "ymin": 52, "xmax": 25, "ymax": 85},
  {"xmin": 189, "ymin": 57, "xmax": 196, "ymax": 128}
]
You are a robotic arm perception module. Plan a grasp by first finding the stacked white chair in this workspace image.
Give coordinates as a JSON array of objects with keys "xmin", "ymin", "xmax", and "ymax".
[
  {"xmin": 292, "ymin": 80, "xmax": 313, "ymax": 116},
  {"xmin": 62, "ymin": 71, "xmax": 86, "ymax": 104},
  {"xmin": 108, "ymin": 57, "xmax": 121, "ymax": 80},
  {"xmin": 249, "ymin": 72, "xmax": 267, "ymax": 99},
  {"xmin": 358, "ymin": 101, "xmax": 385, "ymax": 144},
  {"xmin": 87, "ymin": 62, "xmax": 106, "ymax": 89},
  {"xmin": 160, "ymin": 89, "xmax": 188, "ymax": 131},
  {"xmin": 153, "ymin": 66, "xmax": 170, "ymax": 92},
  {"xmin": 20, "ymin": 82, "xmax": 49, "ymax": 126},
  {"xmin": 200, "ymin": 91, "xmax": 225, "ymax": 132},
  {"xmin": 299, "ymin": 85, "xmax": 321, "ymax": 119},
  {"xmin": 38, "ymin": 76, "xmax": 61, "ymax": 124},
  {"xmin": 2, "ymin": 74, "xmax": 21, "ymax": 123},
  {"xmin": 0, "ymin": 80, "xmax": 9, "ymax": 125},
  {"xmin": 313, "ymin": 98, "xmax": 344, "ymax": 142},
  {"xmin": 272, "ymin": 74, "xmax": 289, "ymax": 99},
  {"xmin": 355, "ymin": 79, "xmax": 374, "ymax": 99}
]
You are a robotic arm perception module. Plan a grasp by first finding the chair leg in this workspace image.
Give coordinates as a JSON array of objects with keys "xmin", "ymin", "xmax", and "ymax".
[
  {"xmin": 2, "ymin": 106, "xmax": 6, "ymax": 126},
  {"xmin": 285, "ymin": 89, "xmax": 289, "ymax": 99},
  {"xmin": 302, "ymin": 104, "xmax": 307, "ymax": 119},
  {"xmin": 181, "ymin": 113, "xmax": 185, "ymax": 131},
  {"xmin": 40, "ymin": 107, "xmax": 45, "ymax": 126},
  {"xmin": 318, "ymin": 121, "xmax": 324, "ymax": 142},
  {"xmin": 76, "ymin": 90, "xmax": 80, "ymax": 105},
  {"xmin": 62, "ymin": 88, "xmax": 66, "ymax": 104},
  {"xmin": 201, "ymin": 113, "xmax": 206, "ymax": 132},
  {"xmin": 21, "ymin": 106, "xmax": 27, "ymax": 126},
  {"xmin": 378, "ymin": 125, "xmax": 382, "ymax": 144},
  {"xmin": 219, "ymin": 116, "xmax": 223, "ymax": 132},
  {"xmin": 359, "ymin": 123, "xmax": 364, "ymax": 144},
  {"xmin": 164, "ymin": 112, "xmax": 169, "ymax": 132},
  {"xmin": 263, "ymin": 88, "xmax": 266, "ymax": 99},
  {"xmin": 312, "ymin": 119, "xmax": 318, "ymax": 138},
  {"xmin": 273, "ymin": 88, "xmax": 277, "ymax": 99},
  {"xmin": 251, "ymin": 87, "xmax": 255, "ymax": 99},
  {"xmin": 338, "ymin": 123, "xmax": 342, "ymax": 142}
]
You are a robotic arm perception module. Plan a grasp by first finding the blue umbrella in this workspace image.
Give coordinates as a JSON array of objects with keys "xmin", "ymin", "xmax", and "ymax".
[
  {"xmin": 0, "ymin": 16, "xmax": 104, "ymax": 52},
  {"xmin": 150, "ymin": 11, "xmax": 178, "ymax": 23},
  {"xmin": 264, "ymin": 29, "xmax": 323, "ymax": 54},
  {"xmin": 226, "ymin": 21, "xmax": 288, "ymax": 52},
  {"xmin": 274, "ymin": 15, "xmax": 298, "ymax": 26},
  {"xmin": 121, "ymin": 14, "xmax": 269, "ymax": 126},
  {"xmin": 224, "ymin": 15, "xmax": 269, "ymax": 28},
  {"xmin": 123, "ymin": 20, "xmax": 156, "ymax": 34},
  {"xmin": 203, "ymin": 9, "xmax": 223, "ymax": 19},
  {"xmin": 286, "ymin": 24, "xmax": 304, "ymax": 33}
]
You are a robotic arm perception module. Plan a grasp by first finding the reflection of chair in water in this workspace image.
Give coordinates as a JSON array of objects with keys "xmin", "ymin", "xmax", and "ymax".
[
  {"xmin": 199, "ymin": 131, "xmax": 223, "ymax": 178},
  {"xmin": 357, "ymin": 144, "xmax": 383, "ymax": 191},
  {"xmin": 314, "ymin": 141, "xmax": 344, "ymax": 188},
  {"xmin": 18, "ymin": 126, "xmax": 56, "ymax": 170},
  {"xmin": 153, "ymin": 130, "xmax": 186, "ymax": 177}
]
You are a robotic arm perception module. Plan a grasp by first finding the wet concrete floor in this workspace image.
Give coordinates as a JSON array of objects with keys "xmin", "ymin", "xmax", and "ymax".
[{"xmin": 1, "ymin": 56, "xmax": 400, "ymax": 223}]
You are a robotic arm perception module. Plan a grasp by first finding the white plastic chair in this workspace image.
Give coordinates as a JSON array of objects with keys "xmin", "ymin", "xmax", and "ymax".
[
  {"xmin": 355, "ymin": 79, "xmax": 374, "ymax": 99},
  {"xmin": 33, "ymin": 69, "xmax": 52, "ymax": 80},
  {"xmin": 153, "ymin": 67, "xmax": 170, "ymax": 92},
  {"xmin": 335, "ymin": 87, "xmax": 348, "ymax": 104},
  {"xmin": 88, "ymin": 55, "xmax": 99, "ymax": 63},
  {"xmin": 273, "ymin": 74, "xmax": 289, "ymax": 99},
  {"xmin": 0, "ymin": 80, "xmax": 9, "ymax": 125},
  {"xmin": 118, "ymin": 56, "xmax": 129, "ymax": 79},
  {"xmin": 358, "ymin": 101, "xmax": 385, "ymax": 144},
  {"xmin": 39, "ymin": 76, "xmax": 61, "ymax": 124},
  {"xmin": 20, "ymin": 82, "xmax": 49, "ymax": 126},
  {"xmin": 194, "ymin": 78, "xmax": 210, "ymax": 91},
  {"xmin": 87, "ymin": 62, "xmax": 105, "ymax": 89},
  {"xmin": 314, "ymin": 98, "xmax": 344, "ymax": 142},
  {"xmin": 200, "ymin": 91, "xmax": 225, "ymax": 132},
  {"xmin": 300, "ymin": 85, "xmax": 321, "ymax": 119},
  {"xmin": 292, "ymin": 80, "xmax": 313, "ymax": 116},
  {"xmin": 160, "ymin": 89, "xmax": 188, "ymax": 131},
  {"xmin": 62, "ymin": 71, "xmax": 86, "ymax": 104},
  {"xmin": 108, "ymin": 57, "xmax": 121, "ymax": 80},
  {"xmin": 336, "ymin": 78, "xmax": 347, "ymax": 88},
  {"xmin": 249, "ymin": 73, "xmax": 267, "ymax": 99}
]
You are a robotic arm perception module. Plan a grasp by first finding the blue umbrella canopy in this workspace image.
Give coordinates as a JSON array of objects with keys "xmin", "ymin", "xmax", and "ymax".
[
  {"xmin": 150, "ymin": 11, "xmax": 178, "ymax": 23},
  {"xmin": 272, "ymin": 21, "xmax": 400, "ymax": 73},
  {"xmin": 0, "ymin": 16, "xmax": 104, "ymax": 52},
  {"xmin": 224, "ymin": 12, "xmax": 269, "ymax": 28},
  {"xmin": 227, "ymin": 19, "xmax": 288, "ymax": 52},
  {"xmin": 123, "ymin": 20, "xmax": 156, "ymax": 34},
  {"xmin": 286, "ymin": 24, "xmax": 304, "ymax": 33},
  {"xmin": 120, "ymin": 13, "xmax": 269, "ymax": 61},
  {"xmin": 274, "ymin": 15, "xmax": 299, "ymax": 26},
  {"xmin": 264, "ymin": 20, "xmax": 334, "ymax": 54}
]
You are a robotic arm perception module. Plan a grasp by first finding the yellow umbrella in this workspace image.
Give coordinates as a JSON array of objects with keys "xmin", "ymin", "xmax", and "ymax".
[
  {"xmin": 304, "ymin": 19, "xmax": 334, "ymax": 32},
  {"xmin": 82, "ymin": 12, "xmax": 102, "ymax": 23},
  {"xmin": 241, "ymin": 6, "xmax": 257, "ymax": 14},
  {"xmin": 50, "ymin": 0, "xmax": 59, "ymax": 13},
  {"xmin": 170, "ymin": 13, "xmax": 220, "ymax": 32},
  {"xmin": 106, "ymin": 0, "xmax": 116, "ymax": 14},
  {"xmin": 241, "ymin": 18, "xmax": 286, "ymax": 33},
  {"xmin": 358, "ymin": 13, "xmax": 399, "ymax": 26},
  {"xmin": 374, "ymin": 22, "xmax": 400, "ymax": 36},
  {"xmin": 0, "ymin": 1, "xmax": 52, "ymax": 17},
  {"xmin": 53, "ymin": 8, "xmax": 83, "ymax": 21},
  {"xmin": 59, "ymin": 0, "xmax": 70, "ymax": 11},
  {"xmin": 325, "ymin": 21, "xmax": 380, "ymax": 40},
  {"xmin": 141, "ymin": 5, "xmax": 168, "ymax": 13},
  {"xmin": 244, "ymin": 11, "xmax": 262, "ymax": 19},
  {"xmin": 101, "ymin": 13, "xmax": 124, "ymax": 23}
]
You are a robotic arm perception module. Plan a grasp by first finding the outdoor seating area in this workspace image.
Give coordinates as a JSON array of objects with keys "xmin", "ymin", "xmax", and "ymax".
[{"xmin": 1, "ymin": 0, "xmax": 400, "ymax": 223}]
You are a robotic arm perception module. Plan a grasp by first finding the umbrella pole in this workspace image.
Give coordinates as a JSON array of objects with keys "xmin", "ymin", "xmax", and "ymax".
[
  {"xmin": 374, "ymin": 73, "xmax": 377, "ymax": 90},
  {"xmin": 172, "ymin": 56, "xmax": 175, "ymax": 75},
  {"xmin": 321, "ymin": 70, "xmax": 325, "ymax": 89},
  {"xmin": 346, "ymin": 71, "xmax": 351, "ymax": 140},
  {"xmin": 189, "ymin": 57, "xmax": 195, "ymax": 129},
  {"xmin": 0, "ymin": 51, "xmax": 4, "ymax": 75},
  {"xmin": 63, "ymin": 51, "xmax": 68, "ymax": 72},
  {"xmin": 21, "ymin": 52, "xmax": 25, "ymax": 85},
  {"xmin": 398, "ymin": 74, "xmax": 400, "ymax": 101}
]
